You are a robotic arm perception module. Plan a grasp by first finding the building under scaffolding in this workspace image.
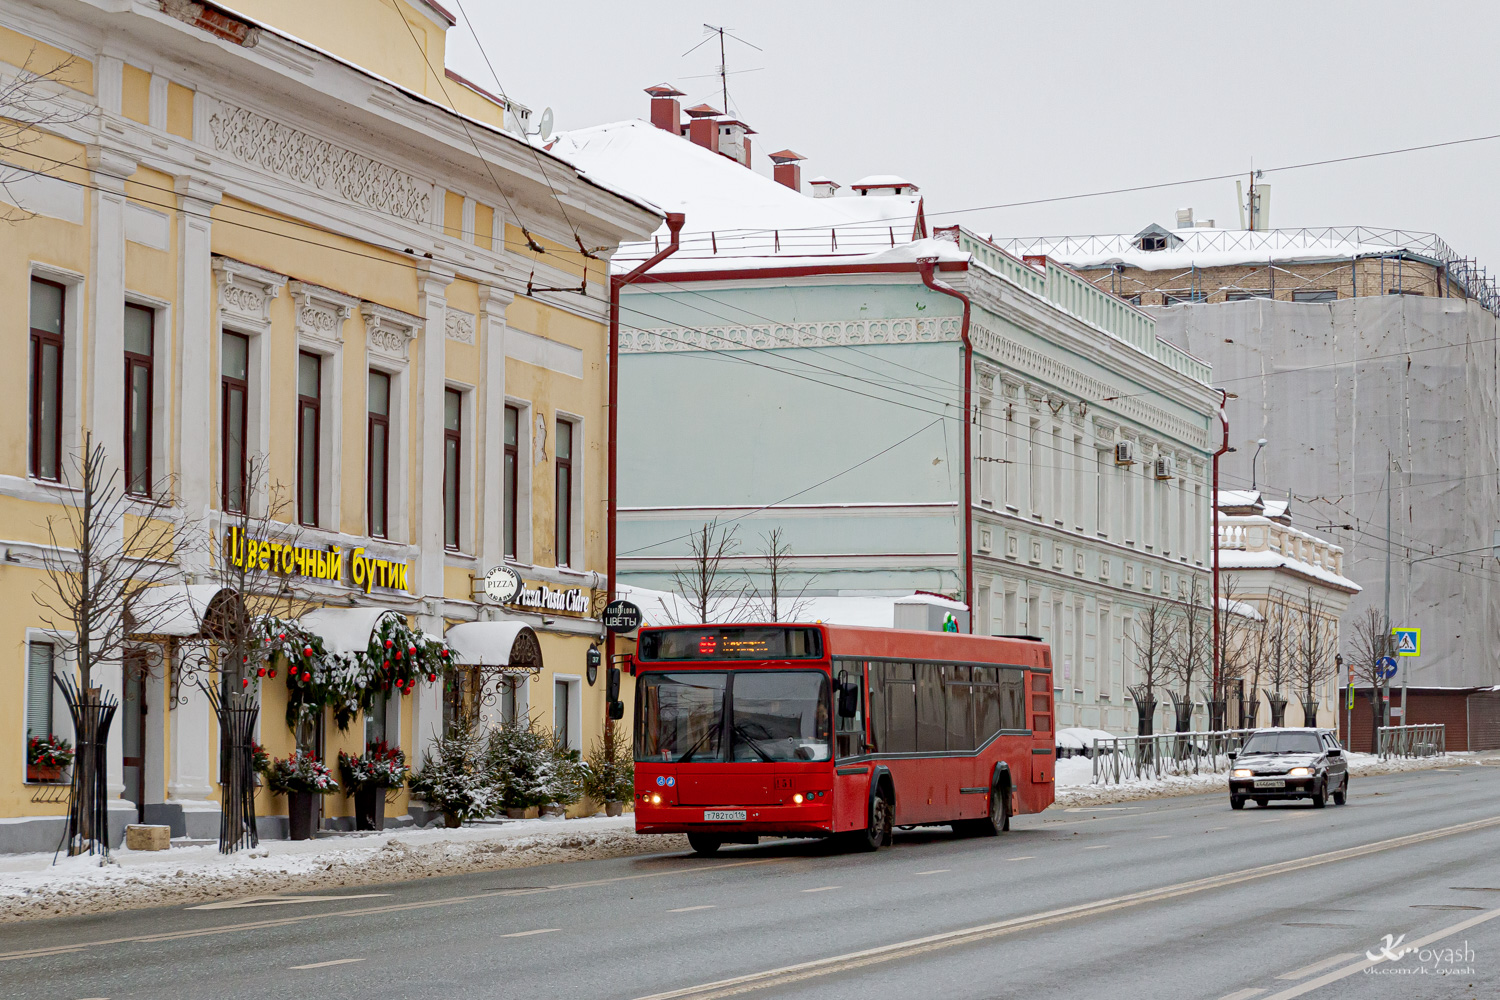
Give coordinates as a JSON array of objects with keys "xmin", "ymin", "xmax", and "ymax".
[{"xmin": 995, "ymin": 222, "xmax": 1500, "ymax": 690}]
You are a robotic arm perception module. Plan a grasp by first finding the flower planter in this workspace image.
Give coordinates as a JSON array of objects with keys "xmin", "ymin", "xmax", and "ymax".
[
  {"xmin": 505, "ymin": 807, "xmax": 529, "ymax": 820},
  {"xmin": 354, "ymin": 786, "xmax": 386, "ymax": 831},
  {"xmin": 540, "ymin": 803, "xmax": 565, "ymax": 821},
  {"xmin": 442, "ymin": 812, "xmax": 463, "ymax": 829},
  {"xmin": 26, "ymin": 764, "xmax": 63, "ymax": 784},
  {"xmin": 287, "ymin": 791, "xmax": 320, "ymax": 840},
  {"xmin": 605, "ymin": 800, "xmax": 624, "ymax": 817}
]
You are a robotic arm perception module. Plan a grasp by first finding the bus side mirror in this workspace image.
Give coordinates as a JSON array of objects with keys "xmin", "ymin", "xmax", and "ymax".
[
  {"xmin": 607, "ymin": 666, "xmax": 624, "ymax": 720},
  {"xmin": 836, "ymin": 671, "xmax": 858, "ymax": 719},
  {"xmin": 610, "ymin": 700, "xmax": 625, "ymax": 721}
]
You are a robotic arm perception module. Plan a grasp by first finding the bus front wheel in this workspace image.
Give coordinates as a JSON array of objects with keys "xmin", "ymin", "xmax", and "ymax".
[
  {"xmin": 687, "ymin": 833, "xmax": 722, "ymax": 855},
  {"xmin": 850, "ymin": 792, "xmax": 893, "ymax": 852}
]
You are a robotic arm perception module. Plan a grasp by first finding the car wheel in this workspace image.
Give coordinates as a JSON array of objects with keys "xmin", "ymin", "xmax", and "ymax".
[
  {"xmin": 1311, "ymin": 780, "xmax": 1327, "ymax": 809},
  {"xmin": 1332, "ymin": 776, "xmax": 1347, "ymax": 806},
  {"xmin": 1230, "ymin": 794, "xmax": 1245, "ymax": 810},
  {"xmin": 687, "ymin": 833, "xmax": 722, "ymax": 855}
]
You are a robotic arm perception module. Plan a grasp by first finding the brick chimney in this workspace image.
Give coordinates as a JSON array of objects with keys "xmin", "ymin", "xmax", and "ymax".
[
  {"xmin": 645, "ymin": 83, "xmax": 685, "ymax": 134},
  {"xmin": 769, "ymin": 149, "xmax": 806, "ymax": 193},
  {"xmin": 684, "ymin": 103, "xmax": 721, "ymax": 153}
]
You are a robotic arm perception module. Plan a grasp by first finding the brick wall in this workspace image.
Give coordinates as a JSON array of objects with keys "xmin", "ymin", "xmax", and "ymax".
[{"xmin": 1338, "ymin": 689, "xmax": 1475, "ymax": 752}]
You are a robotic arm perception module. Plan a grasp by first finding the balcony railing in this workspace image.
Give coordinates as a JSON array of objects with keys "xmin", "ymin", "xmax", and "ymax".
[{"xmin": 1217, "ymin": 519, "xmax": 1347, "ymax": 578}]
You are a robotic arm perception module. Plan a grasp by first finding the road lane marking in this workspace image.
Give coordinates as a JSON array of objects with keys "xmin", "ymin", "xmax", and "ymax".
[
  {"xmin": 190, "ymin": 893, "xmax": 390, "ymax": 910},
  {"xmin": 289, "ymin": 958, "xmax": 363, "ymax": 970},
  {"xmin": 629, "ymin": 814, "xmax": 1500, "ymax": 1000},
  {"xmin": 1274, "ymin": 953, "xmax": 1359, "ymax": 980},
  {"xmin": 914, "ymin": 870, "xmax": 949, "ymax": 876},
  {"xmin": 669, "ymin": 906, "xmax": 716, "ymax": 913},
  {"xmin": 1149, "ymin": 835, "xmax": 1172, "ymax": 839},
  {"xmin": 801, "ymin": 886, "xmax": 840, "ymax": 893},
  {"xmin": 1216, "ymin": 989, "xmax": 1265, "ymax": 1000},
  {"xmin": 501, "ymin": 928, "xmax": 560, "ymax": 938},
  {"xmin": 1082, "ymin": 845, "xmax": 1110, "ymax": 850},
  {"xmin": 0, "ymin": 857, "xmax": 780, "ymax": 963},
  {"xmin": 1004, "ymin": 856, "xmax": 1035, "ymax": 861},
  {"xmin": 1261, "ymin": 908, "xmax": 1500, "ymax": 998}
]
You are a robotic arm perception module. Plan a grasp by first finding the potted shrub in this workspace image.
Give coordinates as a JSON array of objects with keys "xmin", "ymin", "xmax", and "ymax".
[
  {"xmin": 543, "ymin": 731, "xmax": 584, "ymax": 820},
  {"xmin": 409, "ymin": 723, "xmax": 492, "ymax": 828},
  {"xmin": 486, "ymin": 720, "xmax": 552, "ymax": 819},
  {"xmin": 267, "ymin": 750, "xmax": 338, "ymax": 840},
  {"xmin": 250, "ymin": 740, "xmax": 271, "ymax": 788},
  {"xmin": 27, "ymin": 735, "xmax": 74, "ymax": 784},
  {"xmin": 338, "ymin": 740, "xmax": 409, "ymax": 832},
  {"xmin": 582, "ymin": 720, "xmax": 634, "ymax": 817}
]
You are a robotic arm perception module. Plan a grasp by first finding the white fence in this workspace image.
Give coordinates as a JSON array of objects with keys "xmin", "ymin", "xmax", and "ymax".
[
  {"xmin": 1376, "ymin": 724, "xmax": 1446, "ymax": 759},
  {"xmin": 1090, "ymin": 730, "xmax": 1256, "ymax": 785}
]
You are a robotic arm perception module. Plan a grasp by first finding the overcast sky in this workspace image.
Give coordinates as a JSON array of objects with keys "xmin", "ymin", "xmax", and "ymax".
[{"xmin": 447, "ymin": 0, "xmax": 1500, "ymax": 264}]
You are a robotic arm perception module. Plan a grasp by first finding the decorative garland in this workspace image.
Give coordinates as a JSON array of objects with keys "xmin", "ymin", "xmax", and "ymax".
[{"xmin": 238, "ymin": 614, "xmax": 453, "ymax": 731}]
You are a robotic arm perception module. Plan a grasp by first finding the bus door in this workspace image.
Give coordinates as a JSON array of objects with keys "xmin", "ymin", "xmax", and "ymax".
[
  {"xmin": 831, "ymin": 660, "xmax": 871, "ymax": 834},
  {"xmin": 1029, "ymin": 665, "xmax": 1055, "ymax": 803}
]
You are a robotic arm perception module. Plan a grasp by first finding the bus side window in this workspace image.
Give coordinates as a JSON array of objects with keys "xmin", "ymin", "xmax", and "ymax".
[
  {"xmin": 878, "ymin": 661, "xmax": 917, "ymax": 754},
  {"xmin": 972, "ymin": 666, "xmax": 1000, "ymax": 745},
  {"xmin": 834, "ymin": 659, "xmax": 866, "ymax": 758},
  {"xmin": 999, "ymin": 668, "xmax": 1026, "ymax": 730}
]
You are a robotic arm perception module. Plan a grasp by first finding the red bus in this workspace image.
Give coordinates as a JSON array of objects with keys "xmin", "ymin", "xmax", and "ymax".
[{"xmin": 631, "ymin": 623, "xmax": 1055, "ymax": 854}]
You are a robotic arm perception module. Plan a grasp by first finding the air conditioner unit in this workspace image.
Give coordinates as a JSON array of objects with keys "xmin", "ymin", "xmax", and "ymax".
[
  {"xmin": 1114, "ymin": 441, "xmax": 1136, "ymax": 466},
  {"xmin": 1154, "ymin": 456, "xmax": 1175, "ymax": 480}
]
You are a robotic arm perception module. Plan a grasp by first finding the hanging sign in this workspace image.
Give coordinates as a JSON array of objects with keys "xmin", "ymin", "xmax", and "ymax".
[
  {"xmin": 603, "ymin": 600, "xmax": 642, "ymax": 633},
  {"xmin": 483, "ymin": 566, "xmax": 523, "ymax": 604}
]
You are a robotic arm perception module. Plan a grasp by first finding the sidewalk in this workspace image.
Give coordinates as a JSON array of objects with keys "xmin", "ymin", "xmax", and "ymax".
[
  {"xmin": 0, "ymin": 814, "xmax": 685, "ymax": 924},
  {"xmin": 1054, "ymin": 750, "xmax": 1490, "ymax": 808}
]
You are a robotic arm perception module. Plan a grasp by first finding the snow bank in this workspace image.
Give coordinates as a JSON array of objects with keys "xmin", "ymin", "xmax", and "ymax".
[
  {"xmin": 1054, "ymin": 752, "xmax": 1479, "ymax": 808},
  {"xmin": 0, "ymin": 815, "xmax": 686, "ymax": 923}
]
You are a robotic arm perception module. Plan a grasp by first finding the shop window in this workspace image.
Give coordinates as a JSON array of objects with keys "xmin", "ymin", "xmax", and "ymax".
[
  {"xmin": 365, "ymin": 690, "xmax": 388, "ymax": 746},
  {"xmin": 221, "ymin": 332, "xmax": 249, "ymax": 512},
  {"xmin": 555, "ymin": 418, "xmax": 574, "ymax": 566},
  {"xmin": 367, "ymin": 371, "xmax": 391, "ymax": 538},
  {"xmin": 504, "ymin": 405, "xmax": 519, "ymax": 558},
  {"xmin": 26, "ymin": 641, "xmax": 54, "ymax": 740},
  {"xmin": 443, "ymin": 388, "xmax": 461, "ymax": 550},
  {"xmin": 554, "ymin": 677, "xmax": 573, "ymax": 749},
  {"xmin": 297, "ymin": 352, "xmax": 321, "ymax": 527},
  {"xmin": 29, "ymin": 279, "xmax": 64, "ymax": 482},
  {"xmin": 124, "ymin": 304, "xmax": 153, "ymax": 496}
]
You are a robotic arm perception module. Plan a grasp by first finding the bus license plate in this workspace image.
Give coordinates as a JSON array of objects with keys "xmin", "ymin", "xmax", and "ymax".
[
  {"xmin": 1254, "ymin": 779, "xmax": 1285, "ymax": 789},
  {"xmin": 703, "ymin": 810, "xmax": 746, "ymax": 822}
]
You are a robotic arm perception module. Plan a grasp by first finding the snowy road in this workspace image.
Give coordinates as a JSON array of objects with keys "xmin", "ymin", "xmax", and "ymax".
[{"xmin": 3, "ymin": 764, "xmax": 1498, "ymax": 999}]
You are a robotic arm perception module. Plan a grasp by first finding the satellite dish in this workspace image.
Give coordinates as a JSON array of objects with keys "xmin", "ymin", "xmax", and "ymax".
[{"xmin": 536, "ymin": 107, "xmax": 554, "ymax": 142}]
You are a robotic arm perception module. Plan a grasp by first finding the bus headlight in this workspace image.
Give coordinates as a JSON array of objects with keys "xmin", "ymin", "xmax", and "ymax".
[
  {"xmin": 793, "ymin": 793, "xmax": 804, "ymax": 804},
  {"xmin": 651, "ymin": 793, "xmax": 661, "ymax": 805}
]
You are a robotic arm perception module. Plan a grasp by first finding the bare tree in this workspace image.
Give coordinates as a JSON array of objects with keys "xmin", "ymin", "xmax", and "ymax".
[
  {"xmin": 665, "ymin": 520, "xmax": 750, "ymax": 625},
  {"xmin": 1262, "ymin": 592, "xmax": 1296, "ymax": 727},
  {"xmin": 746, "ymin": 527, "xmax": 814, "ymax": 623},
  {"xmin": 1295, "ymin": 587, "xmax": 1336, "ymax": 726},
  {"xmin": 33, "ymin": 435, "xmax": 190, "ymax": 855},
  {"xmin": 1343, "ymin": 606, "xmax": 1391, "ymax": 752},
  {"xmin": 1239, "ymin": 595, "xmax": 1272, "ymax": 729},
  {"xmin": 1125, "ymin": 599, "xmax": 1177, "ymax": 736},
  {"xmin": 1, "ymin": 47, "xmax": 90, "ymax": 223},
  {"xmin": 1214, "ymin": 574, "xmax": 1260, "ymax": 730},
  {"xmin": 1168, "ymin": 576, "xmax": 1212, "ymax": 732}
]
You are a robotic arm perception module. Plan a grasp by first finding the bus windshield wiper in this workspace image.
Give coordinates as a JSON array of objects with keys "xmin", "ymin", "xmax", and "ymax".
[
  {"xmin": 733, "ymin": 724, "xmax": 774, "ymax": 762},
  {"xmin": 677, "ymin": 724, "xmax": 720, "ymax": 763}
]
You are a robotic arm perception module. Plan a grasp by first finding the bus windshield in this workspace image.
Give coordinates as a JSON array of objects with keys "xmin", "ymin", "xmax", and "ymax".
[{"xmin": 635, "ymin": 670, "xmax": 831, "ymax": 763}]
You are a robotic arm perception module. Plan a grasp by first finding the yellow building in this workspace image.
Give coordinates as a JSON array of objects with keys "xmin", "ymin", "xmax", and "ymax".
[{"xmin": 1, "ymin": 0, "xmax": 659, "ymax": 849}]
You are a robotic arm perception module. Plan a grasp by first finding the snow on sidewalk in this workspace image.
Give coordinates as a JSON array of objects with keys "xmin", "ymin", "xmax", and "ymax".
[
  {"xmin": 1054, "ymin": 751, "xmax": 1481, "ymax": 808},
  {"xmin": 0, "ymin": 814, "xmax": 687, "ymax": 924}
]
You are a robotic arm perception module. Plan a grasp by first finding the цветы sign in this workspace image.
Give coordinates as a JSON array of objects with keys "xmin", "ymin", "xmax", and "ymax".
[{"xmin": 225, "ymin": 526, "xmax": 411, "ymax": 593}]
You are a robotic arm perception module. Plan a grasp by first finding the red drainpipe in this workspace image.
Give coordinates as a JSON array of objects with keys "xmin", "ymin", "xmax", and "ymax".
[
  {"xmin": 607, "ymin": 214, "xmax": 685, "ymax": 668},
  {"xmin": 917, "ymin": 259, "xmax": 974, "ymax": 633},
  {"xmin": 1211, "ymin": 388, "xmax": 1230, "ymax": 718}
]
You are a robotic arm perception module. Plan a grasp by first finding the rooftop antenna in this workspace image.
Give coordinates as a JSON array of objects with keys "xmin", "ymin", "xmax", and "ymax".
[{"xmin": 685, "ymin": 24, "xmax": 761, "ymax": 118}]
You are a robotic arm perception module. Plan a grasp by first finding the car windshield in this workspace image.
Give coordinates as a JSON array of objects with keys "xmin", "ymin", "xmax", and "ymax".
[
  {"xmin": 634, "ymin": 670, "xmax": 831, "ymax": 763},
  {"xmin": 634, "ymin": 672, "xmax": 726, "ymax": 763},
  {"xmin": 1240, "ymin": 732, "xmax": 1324, "ymax": 754},
  {"xmin": 730, "ymin": 671, "xmax": 831, "ymax": 762}
]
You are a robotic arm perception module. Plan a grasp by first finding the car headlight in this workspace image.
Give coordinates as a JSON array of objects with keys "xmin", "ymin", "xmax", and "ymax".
[
  {"xmin": 1288, "ymin": 767, "xmax": 1313, "ymax": 777},
  {"xmin": 1232, "ymin": 769, "xmax": 1252, "ymax": 778}
]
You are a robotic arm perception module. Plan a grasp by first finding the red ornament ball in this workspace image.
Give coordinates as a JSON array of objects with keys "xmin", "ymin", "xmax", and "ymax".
[
  {"xmin": 383, "ymin": 660, "xmax": 391, "ymax": 671},
  {"xmin": 278, "ymin": 633, "xmax": 286, "ymax": 641},
  {"xmin": 427, "ymin": 673, "xmax": 436, "ymax": 683},
  {"xmin": 241, "ymin": 678, "xmax": 250, "ymax": 688},
  {"xmin": 303, "ymin": 645, "xmax": 313, "ymax": 656},
  {"xmin": 408, "ymin": 646, "xmax": 417, "ymax": 655},
  {"xmin": 440, "ymin": 649, "xmax": 449, "ymax": 658},
  {"xmin": 384, "ymin": 639, "xmax": 393, "ymax": 649},
  {"xmin": 257, "ymin": 667, "xmax": 267, "ymax": 677},
  {"xmin": 395, "ymin": 678, "xmax": 404, "ymax": 688},
  {"xmin": 394, "ymin": 650, "xmax": 402, "ymax": 660},
  {"xmin": 301, "ymin": 671, "xmax": 311, "ymax": 682},
  {"xmin": 269, "ymin": 668, "xmax": 277, "ymax": 679}
]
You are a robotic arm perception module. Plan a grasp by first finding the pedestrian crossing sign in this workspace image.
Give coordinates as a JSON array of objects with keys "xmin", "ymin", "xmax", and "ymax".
[{"xmin": 1393, "ymin": 628, "xmax": 1420, "ymax": 657}]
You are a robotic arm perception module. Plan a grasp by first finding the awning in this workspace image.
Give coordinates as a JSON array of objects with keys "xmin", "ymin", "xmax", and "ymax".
[
  {"xmin": 127, "ymin": 585, "xmax": 240, "ymax": 637},
  {"xmin": 445, "ymin": 621, "xmax": 544, "ymax": 673},
  {"xmin": 298, "ymin": 607, "xmax": 402, "ymax": 654}
]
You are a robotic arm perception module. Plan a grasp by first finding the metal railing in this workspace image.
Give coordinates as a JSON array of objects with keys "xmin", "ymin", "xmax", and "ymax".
[
  {"xmin": 1091, "ymin": 729, "xmax": 1257, "ymax": 784},
  {"xmin": 1377, "ymin": 723, "xmax": 1446, "ymax": 759}
]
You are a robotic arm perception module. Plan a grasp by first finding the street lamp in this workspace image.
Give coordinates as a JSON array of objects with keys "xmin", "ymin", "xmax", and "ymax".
[{"xmin": 1251, "ymin": 438, "xmax": 1268, "ymax": 490}]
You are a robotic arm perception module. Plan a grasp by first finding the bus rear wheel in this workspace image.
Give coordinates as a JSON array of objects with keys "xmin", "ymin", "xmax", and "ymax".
[
  {"xmin": 687, "ymin": 833, "xmax": 722, "ymax": 855},
  {"xmin": 958, "ymin": 785, "xmax": 1009, "ymax": 837}
]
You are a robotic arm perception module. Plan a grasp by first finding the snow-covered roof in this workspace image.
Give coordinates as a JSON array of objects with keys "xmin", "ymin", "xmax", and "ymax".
[
  {"xmin": 127, "ymin": 585, "xmax": 236, "ymax": 637},
  {"xmin": 547, "ymin": 120, "xmax": 956, "ymax": 273},
  {"xmin": 298, "ymin": 607, "xmax": 401, "ymax": 654},
  {"xmin": 1217, "ymin": 596, "xmax": 1264, "ymax": 622},
  {"xmin": 851, "ymin": 174, "xmax": 916, "ymax": 189}
]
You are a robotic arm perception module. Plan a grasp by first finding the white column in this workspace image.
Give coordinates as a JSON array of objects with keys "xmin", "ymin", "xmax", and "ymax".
[
  {"xmin": 412, "ymin": 264, "xmax": 452, "ymax": 765},
  {"xmin": 477, "ymin": 284, "xmax": 513, "ymax": 576},
  {"xmin": 175, "ymin": 174, "xmax": 222, "ymax": 571}
]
